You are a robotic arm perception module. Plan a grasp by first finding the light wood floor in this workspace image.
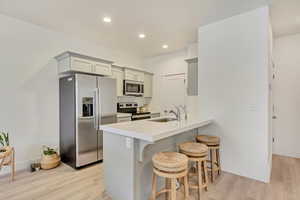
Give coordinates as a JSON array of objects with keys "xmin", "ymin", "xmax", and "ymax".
[{"xmin": 0, "ymin": 155, "xmax": 299, "ymax": 200}]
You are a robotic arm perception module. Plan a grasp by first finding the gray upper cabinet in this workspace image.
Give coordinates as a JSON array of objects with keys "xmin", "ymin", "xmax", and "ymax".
[
  {"xmin": 124, "ymin": 68, "xmax": 144, "ymax": 82},
  {"xmin": 110, "ymin": 65, "xmax": 124, "ymax": 97},
  {"xmin": 55, "ymin": 51, "xmax": 113, "ymax": 76},
  {"xmin": 144, "ymin": 73, "xmax": 153, "ymax": 98},
  {"xmin": 185, "ymin": 57, "xmax": 198, "ymax": 96}
]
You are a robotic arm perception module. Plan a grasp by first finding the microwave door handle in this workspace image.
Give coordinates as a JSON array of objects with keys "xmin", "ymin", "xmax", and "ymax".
[{"xmin": 123, "ymin": 80, "xmax": 126, "ymax": 95}]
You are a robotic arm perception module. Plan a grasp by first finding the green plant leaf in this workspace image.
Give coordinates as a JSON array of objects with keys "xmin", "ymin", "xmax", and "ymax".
[
  {"xmin": 43, "ymin": 146, "xmax": 57, "ymax": 155},
  {"xmin": 0, "ymin": 131, "xmax": 9, "ymax": 146},
  {"xmin": 0, "ymin": 132, "xmax": 4, "ymax": 146}
]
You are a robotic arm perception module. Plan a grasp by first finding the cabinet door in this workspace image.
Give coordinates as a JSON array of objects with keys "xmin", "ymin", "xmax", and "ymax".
[
  {"xmin": 185, "ymin": 57, "xmax": 198, "ymax": 96},
  {"xmin": 136, "ymin": 71, "xmax": 144, "ymax": 82},
  {"xmin": 144, "ymin": 73, "xmax": 153, "ymax": 97},
  {"xmin": 71, "ymin": 57, "xmax": 93, "ymax": 73},
  {"xmin": 125, "ymin": 70, "xmax": 138, "ymax": 81},
  {"xmin": 187, "ymin": 62, "xmax": 198, "ymax": 96},
  {"xmin": 124, "ymin": 69, "xmax": 144, "ymax": 82},
  {"xmin": 111, "ymin": 68, "xmax": 124, "ymax": 97},
  {"xmin": 93, "ymin": 62, "xmax": 112, "ymax": 76}
]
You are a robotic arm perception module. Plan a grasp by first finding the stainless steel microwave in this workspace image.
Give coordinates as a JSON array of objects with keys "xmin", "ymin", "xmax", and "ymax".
[{"xmin": 123, "ymin": 80, "xmax": 144, "ymax": 96}]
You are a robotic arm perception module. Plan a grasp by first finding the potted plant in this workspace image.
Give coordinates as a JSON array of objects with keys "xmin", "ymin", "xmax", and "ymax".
[
  {"xmin": 40, "ymin": 145, "xmax": 61, "ymax": 170},
  {"xmin": 0, "ymin": 131, "xmax": 10, "ymax": 152},
  {"xmin": 0, "ymin": 131, "xmax": 12, "ymax": 164}
]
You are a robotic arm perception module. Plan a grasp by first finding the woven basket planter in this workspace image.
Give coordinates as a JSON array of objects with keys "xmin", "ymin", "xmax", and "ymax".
[{"xmin": 41, "ymin": 153, "xmax": 61, "ymax": 170}]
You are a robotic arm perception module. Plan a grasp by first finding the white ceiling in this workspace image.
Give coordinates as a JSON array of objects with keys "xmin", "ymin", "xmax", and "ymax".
[{"xmin": 0, "ymin": 0, "xmax": 296, "ymax": 58}]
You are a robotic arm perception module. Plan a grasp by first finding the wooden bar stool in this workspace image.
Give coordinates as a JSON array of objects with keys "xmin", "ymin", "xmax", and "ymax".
[
  {"xmin": 151, "ymin": 152, "xmax": 189, "ymax": 200},
  {"xmin": 196, "ymin": 135, "xmax": 221, "ymax": 183},
  {"xmin": 0, "ymin": 146, "xmax": 15, "ymax": 181},
  {"xmin": 179, "ymin": 142, "xmax": 209, "ymax": 200}
]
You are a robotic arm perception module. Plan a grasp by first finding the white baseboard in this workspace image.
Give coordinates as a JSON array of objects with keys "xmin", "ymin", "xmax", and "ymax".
[
  {"xmin": 273, "ymin": 152, "xmax": 300, "ymax": 159},
  {"xmin": 221, "ymin": 166, "xmax": 270, "ymax": 183},
  {"xmin": 0, "ymin": 158, "xmax": 39, "ymax": 176}
]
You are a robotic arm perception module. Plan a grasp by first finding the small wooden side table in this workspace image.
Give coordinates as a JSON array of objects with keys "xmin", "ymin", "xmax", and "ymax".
[{"xmin": 0, "ymin": 146, "xmax": 15, "ymax": 181}]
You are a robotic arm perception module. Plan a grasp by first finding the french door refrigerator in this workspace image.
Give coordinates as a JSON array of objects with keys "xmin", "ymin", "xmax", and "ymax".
[{"xmin": 59, "ymin": 74, "xmax": 117, "ymax": 169}]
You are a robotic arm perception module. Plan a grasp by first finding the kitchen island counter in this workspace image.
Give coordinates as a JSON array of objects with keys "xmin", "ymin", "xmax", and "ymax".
[
  {"xmin": 100, "ymin": 117, "xmax": 212, "ymax": 142},
  {"xmin": 100, "ymin": 117, "xmax": 213, "ymax": 200}
]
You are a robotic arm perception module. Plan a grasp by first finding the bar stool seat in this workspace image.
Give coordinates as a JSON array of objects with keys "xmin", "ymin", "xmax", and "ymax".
[
  {"xmin": 151, "ymin": 152, "xmax": 189, "ymax": 200},
  {"xmin": 179, "ymin": 142, "xmax": 209, "ymax": 200},
  {"xmin": 196, "ymin": 135, "xmax": 220, "ymax": 146},
  {"xmin": 179, "ymin": 142, "xmax": 208, "ymax": 157},
  {"xmin": 152, "ymin": 152, "xmax": 188, "ymax": 172},
  {"xmin": 196, "ymin": 135, "xmax": 221, "ymax": 183}
]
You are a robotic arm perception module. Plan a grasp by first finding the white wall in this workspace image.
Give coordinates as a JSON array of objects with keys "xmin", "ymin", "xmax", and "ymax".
[
  {"xmin": 197, "ymin": 7, "xmax": 271, "ymax": 182},
  {"xmin": 143, "ymin": 47, "xmax": 200, "ymax": 118},
  {"xmin": 273, "ymin": 34, "xmax": 300, "ymax": 158},
  {"xmin": 0, "ymin": 14, "xmax": 142, "ymax": 174},
  {"xmin": 143, "ymin": 50, "xmax": 187, "ymax": 112}
]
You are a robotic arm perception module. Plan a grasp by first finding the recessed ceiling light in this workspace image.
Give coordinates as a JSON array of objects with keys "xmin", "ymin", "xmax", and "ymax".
[
  {"xmin": 139, "ymin": 34, "xmax": 146, "ymax": 39},
  {"xmin": 103, "ymin": 17, "xmax": 112, "ymax": 23},
  {"xmin": 162, "ymin": 44, "xmax": 168, "ymax": 49}
]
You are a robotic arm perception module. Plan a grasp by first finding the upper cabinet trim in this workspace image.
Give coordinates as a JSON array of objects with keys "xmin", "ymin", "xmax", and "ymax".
[
  {"xmin": 55, "ymin": 51, "xmax": 154, "ymax": 75},
  {"xmin": 123, "ymin": 66, "xmax": 154, "ymax": 75},
  {"xmin": 185, "ymin": 57, "xmax": 198, "ymax": 64},
  {"xmin": 55, "ymin": 51, "xmax": 114, "ymax": 64}
]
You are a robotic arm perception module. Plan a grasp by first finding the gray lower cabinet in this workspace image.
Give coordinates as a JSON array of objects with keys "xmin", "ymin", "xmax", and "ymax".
[
  {"xmin": 103, "ymin": 128, "xmax": 199, "ymax": 200},
  {"xmin": 185, "ymin": 57, "xmax": 198, "ymax": 96}
]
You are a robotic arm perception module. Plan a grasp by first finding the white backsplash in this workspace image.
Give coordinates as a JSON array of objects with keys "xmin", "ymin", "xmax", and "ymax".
[{"xmin": 117, "ymin": 96, "xmax": 146, "ymax": 107}]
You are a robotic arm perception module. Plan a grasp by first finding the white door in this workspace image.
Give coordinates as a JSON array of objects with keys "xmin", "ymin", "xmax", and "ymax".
[{"xmin": 160, "ymin": 73, "xmax": 186, "ymax": 112}]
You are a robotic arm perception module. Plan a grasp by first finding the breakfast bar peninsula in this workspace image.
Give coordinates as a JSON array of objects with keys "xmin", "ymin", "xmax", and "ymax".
[{"xmin": 100, "ymin": 116, "xmax": 212, "ymax": 200}]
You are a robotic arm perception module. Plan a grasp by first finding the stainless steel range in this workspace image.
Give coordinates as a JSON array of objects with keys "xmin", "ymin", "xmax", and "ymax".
[{"xmin": 117, "ymin": 102, "xmax": 151, "ymax": 121}]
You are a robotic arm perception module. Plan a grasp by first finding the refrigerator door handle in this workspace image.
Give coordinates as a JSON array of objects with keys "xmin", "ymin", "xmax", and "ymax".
[
  {"xmin": 94, "ymin": 89, "xmax": 99, "ymax": 130},
  {"xmin": 97, "ymin": 88, "xmax": 101, "ymax": 129}
]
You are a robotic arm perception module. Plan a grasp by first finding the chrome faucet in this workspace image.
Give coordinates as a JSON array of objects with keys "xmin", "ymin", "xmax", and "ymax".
[
  {"xmin": 179, "ymin": 105, "xmax": 188, "ymax": 120},
  {"xmin": 169, "ymin": 106, "xmax": 181, "ymax": 121}
]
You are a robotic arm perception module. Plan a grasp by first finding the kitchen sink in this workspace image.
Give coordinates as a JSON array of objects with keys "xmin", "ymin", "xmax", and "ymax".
[{"xmin": 149, "ymin": 117, "xmax": 177, "ymax": 123}]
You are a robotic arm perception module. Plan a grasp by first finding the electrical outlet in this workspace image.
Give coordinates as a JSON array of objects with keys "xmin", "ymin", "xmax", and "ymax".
[{"xmin": 125, "ymin": 137, "xmax": 132, "ymax": 149}]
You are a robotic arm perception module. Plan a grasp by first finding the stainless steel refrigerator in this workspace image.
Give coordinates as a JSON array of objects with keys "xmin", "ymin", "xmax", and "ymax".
[{"xmin": 59, "ymin": 74, "xmax": 117, "ymax": 169}]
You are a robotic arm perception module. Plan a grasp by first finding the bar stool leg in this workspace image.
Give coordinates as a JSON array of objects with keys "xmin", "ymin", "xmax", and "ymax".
[
  {"xmin": 216, "ymin": 148, "xmax": 221, "ymax": 175},
  {"xmin": 183, "ymin": 175, "xmax": 189, "ymax": 199},
  {"xmin": 203, "ymin": 160, "xmax": 208, "ymax": 191},
  {"xmin": 11, "ymin": 148, "xmax": 15, "ymax": 182},
  {"xmin": 210, "ymin": 149, "xmax": 215, "ymax": 183},
  {"xmin": 165, "ymin": 178, "xmax": 170, "ymax": 200},
  {"xmin": 171, "ymin": 178, "xmax": 177, "ymax": 200},
  {"xmin": 197, "ymin": 161, "xmax": 202, "ymax": 200},
  {"xmin": 151, "ymin": 173, "xmax": 157, "ymax": 200}
]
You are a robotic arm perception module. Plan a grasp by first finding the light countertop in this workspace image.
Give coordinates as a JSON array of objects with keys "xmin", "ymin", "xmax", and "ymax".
[
  {"xmin": 100, "ymin": 117, "xmax": 213, "ymax": 142},
  {"xmin": 150, "ymin": 111, "xmax": 160, "ymax": 115},
  {"xmin": 117, "ymin": 113, "xmax": 132, "ymax": 118}
]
